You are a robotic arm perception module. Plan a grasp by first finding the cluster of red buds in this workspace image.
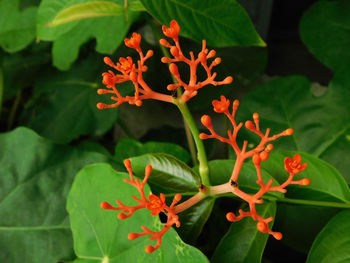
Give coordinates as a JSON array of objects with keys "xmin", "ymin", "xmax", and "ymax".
[
  {"xmin": 200, "ymin": 96, "xmax": 309, "ymax": 239},
  {"xmin": 98, "ymin": 20, "xmax": 310, "ymax": 252},
  {"xmin": 96, "ymin": 20, "xmax": 233, "ymax": 108},
  {"xmin": 101, "ymin": 160, "xmax": 182, "ymax": 253}
]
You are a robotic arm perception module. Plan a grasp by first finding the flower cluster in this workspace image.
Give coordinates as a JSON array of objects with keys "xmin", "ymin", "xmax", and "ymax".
[
  {"xmin": 200, "ymin": 96, "xmax": 309, "ymax": 238},
  {"xmin": 159, "ymin": 20, "xmax": 233, "ymax": 101},
  {"xmin": 97, "ymin": 20, "xmax": 232, "ymax": 108},
  {"xmin": 101, "ymin": 159, "xmax": 182, "ymax": 253}
]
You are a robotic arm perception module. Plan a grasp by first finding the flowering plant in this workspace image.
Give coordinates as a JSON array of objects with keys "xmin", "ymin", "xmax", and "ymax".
[{"xmin": 98, "ymin": 20, "xmax": 310, "ymax": 253}]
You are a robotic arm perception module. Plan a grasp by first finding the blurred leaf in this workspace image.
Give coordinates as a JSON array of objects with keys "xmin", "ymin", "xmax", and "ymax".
[
  {"xmin": 275, "ymin": 204, "xmax": 340, "ymax": 254},
  {"xmin": 189, "ymin": 46, "xmax": 267, "ymax": 110},
  {"xmin": 240, "ymin": 75, "xmax": 350, "ymax": 183},
  {"xmin": 262, "ymin": 151, "xmax": 350, "ymax": 202},
  {"xmin": 177, "ymin": 197, "xmax": 214, "ymax": 244},
  {"xmin": 2, "ymin": 42, "xmax": 50, "ymax": 101},
  {"xmin": 300, "ymin": 0, "xmax": 350, "ymax": 72},
  {"xmin": 130, "ymin": 153, "xmax": 200, "ymax": 193},
  {"xmin": 67, "ymin": 163, "xmax": 209, "ymax": 262},
  {"xmin": 47, "ymin": 1, "xmax": 124, "ymax": 26},
  {"xmin": 206, "ymin": 160, "xmax": 283, "ymax": 199},
  {"xmin": 141, "ymin": 0, "xmax": 265, "ymax": 47},
  {"xmin": 37, "ymin": 0, "xmax": 141, "ymax": 70},
  {"xmin": 21, "ymin": 54, "xmax": 118, "ymax": 143},
  {"xmin": 0, "ymin": 0, "xmax": 36, "ymax": 52},
  {"xmin": 0, "ymin": 127, "xmax": 118, "ymax": 263},
  {"xmin": 114, "ymin": 138, "xmax": 191, "ymax": 163},
  {"xmin": 306, "ymin": 209, "xmax": 350, "ymax": 263},
  {"xmin": 211, "ymin": 201, "xmax": 276, "ymax": 263}
]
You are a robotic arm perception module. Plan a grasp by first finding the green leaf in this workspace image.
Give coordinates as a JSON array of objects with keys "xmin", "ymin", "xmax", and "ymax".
[
  {"xmin": 211, "ymin": 201, "xmax": 276, "ymax": 263},
  {"xmin": 114, "ymin": 138, "xmax": 191, "ymax": 163},
  {"xmin": 21, "ymin": 54, "xmax": 119, "ymax": 143},
  {"xmin": 37, "ymin": 0, "xmax": 141, "ymax": 70},
  {"xmin": 47, "ymin": 1, "xmax": 124, "ymax": 27},
  {"xmin": 306, "ymin": 209, "xmax": 350, "ymax": 263},
  {"xmin": 130, "ymin": 153, "xmax": 200, "ymax": 193},
  {"xmin": 206, "ymin": 160, "xmax": 283, "ymax": 198},
  {"xmin": 300, "ymin": 0, "xmax": 350, "ymax": 72},
  {"xmin": 263, "ymin": 151, "xmax": 350, "ymax": 203},
  {"xmin": 0, "ymin": 0, "xmax": 36, "ymax": 52},
  {"xmin": 0, "ymin": 127, "xmax": 118, "ymax": 263},
  {"xmin": 141, "ymin": 0, "xmax": 265, "ymax": 47},
  {"xmin": 275, "ymin": 204, "xmax": 340, "ymax": 254},
  {"xmin": 239, "ymin": 75, "xmax": 350, "ymax": 183},
  {"xmin": 177, "ymin": 198, "xmax": 214, "ymax": 244},
  {"xmin": 67, "ymin": 163, "xmax": 209, "ymax": 262}
]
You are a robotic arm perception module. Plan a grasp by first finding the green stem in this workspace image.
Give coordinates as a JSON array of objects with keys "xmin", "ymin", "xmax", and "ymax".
[
  {"xmin": 7, "ymin": 90, "xmax": 21, "ymax": 130},
  {"xmin": 175, "ymin": 99, "xmax": 210, "ymax": 186}
]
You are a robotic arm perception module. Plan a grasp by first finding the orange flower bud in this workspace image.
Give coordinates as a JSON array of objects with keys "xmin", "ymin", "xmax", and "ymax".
[
  {"xmin": 101, "ymin": 201, "xmax": 113, "ymax": 209},
  {"xmin": 213, "ymin": 57, "xmax": 221, "ymax": 66},
  {"xmin": 169, "ymin": 63, "xmax": 179, "ymax": 77},
  {"xmin": 170, "ymin": 46, "xmax": 179, "ymax": 57},
  {"xmin": 124, "ymin": 159, "xmax": 132, "ymax": 169},
  {"xmin": 245, "ymin": 120, "xmax": 255, "ymax": 131},
  {"xmin": 145, "ymin": 245, "xmax": 155, "ymax": 253},
  {"xmin": 128, "ymin": 233, "xmax": 139, "ymax": 240},
  {"xmin": 135, "ymin": 100, "xmax": 142, "ymax": 107},
  {"xmin": 97, "ymin": 103, "xmax": 108, "ymax": 110},
  {"xmin": 222, "ymin": 76, "xmax": 233, "ymax": 84},
  {"xmin": 198, "ymin": 51, "xmax": 207, "ymax": 63},
  {"xmin": 273, "ymin": 232, "xmax": 283, "ymax": 240},
  {"xmin": 207, "ymin": 50, "xmax": 216, "ymax": 58},
  {"xmin": 201, "ymin": 115, "xmax": 212, "ymax": 127},
  {"xmin": 257, "ymin": 221, "xmax": 267, "ymax": 232},
  {"xmin": 260, "ymin": 151, "xmax": 269, "ymax": 161},
  {"xmin": 104, "ymin": 57, "xmax": 115, "ymax": 67},
  {"xmin": 252, "ymin": 153, "xmax": 261, "ymax": 166},
  {"xmin": 253, "ymin": 113, "xmax": 259, "ymax": 120},
  {"xmin": 118, "ymin": 213, "xmax": 128, "ymax": 220},
  {"xmin": 159, "ymin": 38, "xmax": 171, "ymax": 47},
  {"xmin": 266, "ymin": 144, "xmax": 274, "ymax": 152},
  {"xmin": 174, "ymin": 193, "xmax": 182, "ymax": 202},
  {"xmin": 300, "ymin": 178, "xmax": 311, "ymax": 185},
  {"xmin": 226, "ymin": 212, "xmax": 236, "ymax": 222},
  {"xmin": 161, "ymin": 57, "xmax": 171, "ymax": 63},
  {"xmin": 285, "ymin": 128, "xmax": 294, "ymax": 135}
]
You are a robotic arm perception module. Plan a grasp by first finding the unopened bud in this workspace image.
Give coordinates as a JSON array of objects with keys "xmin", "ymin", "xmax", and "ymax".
[
  {"xmin": 128, "ymin": 233, "xmax": 139, "ymax": 240},
  {"xmin": 257, "ymin": 222, "xmax": 267, "ymax": 232},
  {"xmin": 169, "ymin": 63, "xmax": 179, "ymax": 76},
  {"xmin": 101, "ymin": 201, "xmax": 113, "ymax": 209},
  {"xmin": 130, "ymin": 71, "xmax": 137, "ymax": 82},
  {"xmin": 104, "ymin": 57, "xmax": 115, "ymax": 67},
  {"xmin": 213, "ymin": 57, "xmax": 221, "ymax": 65},
  {"xmin": 201, "ymin": 115, "xmax": 212, "ymax": 127},
  {"xmin": 145, "ymin": 164, "xmax": 152, "ymax": 177},
  {"xmin": 124, "ymin": 159, "xmax": 132, "ymax": 169},
  {"xmin": 245, "ymin": 120, "xmax": 255, "ymax": 130},
  {"xmin": 118, "ymin": 213, "xmax": 128, "ymax": 220},
  {"xmin": 135, "ymin": 100, "xmax": 142, "ymax": 107},
  {"xmin": 145, "ymin": 245, "xmax": 155, "ymax": 253},
  {"xmin": 301, "ymin": 178, "xmax": 310, "ymax": 185},
  {"xmin": 233, "ymin": 99, "xmax": 239, "ymax": 109},
  {"xmin": 159, "ymin": 38, "xmax": 171, "ymax": 47},
  {"xmin": 252, "ymin": 153, "xmax": 261, "ymax": 166},
  {"xmin": 266, "ymin": 144, "xmax": 274, "ymax": 152},
  {"xmin": 285, "ymin": 128, "xmax": 294, "ymax": 135},
  {"xmin": 170, "ymin": 46, "xmax": 179, "ymax": 57},
  {"xmin": 97, "ymin": 103, "xmax": 107, "ymax": 109},
  {"xmin": 273, "ymin": 232, "xmax": 283, "ymax": 240},
  {"xmin": 207, "ymin": 50, "xmax": 216, "ymax": 58},
  {"xmin": 260, "ymin": 151, "xmax": 269, "ymax": 161},
  {"xmin": 161, "ymin": 57, "xmax": 171, "ymax": 63},
  {"xmin": 253, "ymin": 113, "xmax": 259, "ymax": 120},
  {"xmin": 226, "ymin": 212, "xmax": 236, "ymax": 222},
  {"xmin": 174, "ymin": 193, "xmax": 182, "ymax": 202},
  {"xmin": 222, "ymin": 76, "xmax": 233, "ymax": 84}
]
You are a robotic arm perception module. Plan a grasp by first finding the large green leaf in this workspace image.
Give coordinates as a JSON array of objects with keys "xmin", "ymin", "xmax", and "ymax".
[
  {"xmin": 37, "ymin": 0, "xmax": 140, "ymax": 70},
  {"xmin": 0, "ymin": 127, "xmax": 119, "ymax": 263},
  {"xmin": 130, "ymin": 153, "xmax": 200, "ymax": 193},
  {"xmin": 211, "ymin": 201, "xmax": 276, "ymax": 263},
  {"xmin": 263, "ymin": 151, "xmax": 350, "ymax": 203},
  {"xmin": 21, "ymin": 54, "xmax": 118, "ymax": 143},
  {"xmin": 114, "ymin": 138, "xmax": 191, "ymax": 164},
  {"xmin": 177, "ymin": 197, "xmax": 214, "ymax": 244},
  {"xmin": 262, "ymin": 151, "xmax": 350, "ymax": 253},
  {"xmin": 141, "ymin": 0, "xmax": 265, "ymax": 47},
  {"xmin": 306, "ymin": 209, "xmax": 350, "ymax": 263},
  {"xmin": 0, "ymin": 0, "xmax": 37, "ymax": 52},
  {"xmin": 239, "ymin": 75, "xmax": 350, "ymax": 183},
  {"xmin": 300, "ymin": 0, "xmax": 350, "ymax": 72},
  {"xmin": 67, "ymin": 163, "xmax": 209, "ymax": 262}
]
